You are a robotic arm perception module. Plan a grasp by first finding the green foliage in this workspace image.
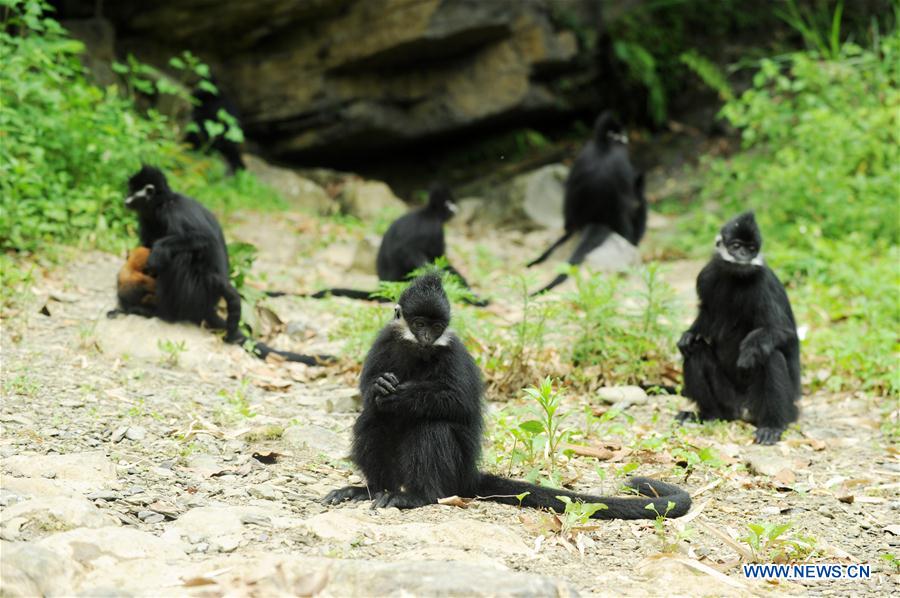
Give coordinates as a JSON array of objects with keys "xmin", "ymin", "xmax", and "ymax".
[
  {"xmin": 554, "ymin": 495, "xmax": 607, "ymax": 533},
  {"xmin": 564, "ymin": 263, "xmax": 680, "ymax": 385},
  {"xmin": 157, "ymin": 339, "xmax": 187, "ymax": 368},
  {"xmin": 740, "ymin": 521, "xmax": 819, "ymax": 563},
  {"xmin": 671, "ymin": 33, "xmax": 900, "ymax": 396},
  {"xmin": 0, "ymin": 0, "xmax": 283, "ymax": 253},
  {"xmin": 679, "ymin": 50, "xmax": 734, "ymax": 100},
  {"xmin": 521, "ymin": 377, "xmax": 571, "ymax": 474},
  {"xmin": 645, "ymin": 500, "xmax": 690, "ymax": 553},
  {"xmin": 776, "ymin": 0, "xmax": 846, "ymax": 59},
  {"xmin": 613, "ymin": 40, "xmax": 667, "ymax": 125}
]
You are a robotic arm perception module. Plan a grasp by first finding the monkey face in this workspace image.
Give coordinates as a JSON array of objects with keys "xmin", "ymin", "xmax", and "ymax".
[
  {"xmin": 715, "ymin": 211, "xmax": 764, "ymax": 267},
  {"xmin": 393, "ymin": 305, "xmax": 448, "ymax": 347},
  {"xmin": 124, "ymin": 183, "xmax": 157, "ymax": 211}
]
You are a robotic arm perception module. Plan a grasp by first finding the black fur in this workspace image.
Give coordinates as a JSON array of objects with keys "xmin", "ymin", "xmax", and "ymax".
[
  {"xmin": 529, "ymin": 111, "xmax": 647, "ymax": 295},
  {"xmin": 185, "ymin": 82, "xmax": 245, "ymax": 174},
  {"xmin": 312, "ymin": 184, "xmax": 487, "ymax": 306},
  {"xmin": 109, "ymin": 165, "xmax": 330, "ymax": 366},
  {"xmin": 677, "ymin": 212, "xmax": 801, "ymax": 444},
  {"xmin": 324, "ymin": 273, "xmax": 691, "ymax": 518}
]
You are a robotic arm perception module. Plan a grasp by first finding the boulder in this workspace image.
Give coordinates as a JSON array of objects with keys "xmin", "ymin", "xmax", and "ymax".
[
  {"xmin": 243, "ymin": 155, "xmax": 336, "ymax": 215},
  {"xmin": 85, "ymin": 0, "xmax": 594, "ymax": 161},
  {"xmin": 335, "ymin": 179, "xmax": 406, "ymax": 221}
]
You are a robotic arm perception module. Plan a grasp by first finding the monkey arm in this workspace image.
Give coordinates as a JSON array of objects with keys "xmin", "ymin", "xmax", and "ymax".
[
  {"xmin": 737, "ymin": 327, "xmax": 796, "ymax": 369},
  {"xmin": 678, "ymin": 313, "xmax": 711, "ymax": 356},
  {"xmin": 375, "ymin": 379, "xmax": 473, "ymax": 422}
]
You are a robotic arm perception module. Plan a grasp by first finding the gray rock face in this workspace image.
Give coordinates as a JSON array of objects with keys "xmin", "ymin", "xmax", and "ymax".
[
  {"xmin": 505, "ymin": 164, "xmax": 568, "ymax": 230},
  {"xmin": 282, "ymin": 423, "xmax": 347, "ymax": 457},
  {"xmin": 76, "ymin": 0, "xmax": 595, "ymax": 161},
  {"xmin": 243, "ymin": 155, "xmax": 336, "ymax": 215}
]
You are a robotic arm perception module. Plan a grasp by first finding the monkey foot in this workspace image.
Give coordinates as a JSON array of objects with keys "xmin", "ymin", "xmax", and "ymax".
[
  {"xmin": 675, "ymin": 410, "xmax": 700, "ymax": 423},
  {"xmin": 753, "ymin": 426, "xmax": 784, "ymax": 445},
  {"xmin": 322, "ymin": 485, "xmax": 371, "ymax": 505},
  {"xmin": 370, "ymin": 491, "xmax": 430, "ymax": 510}
]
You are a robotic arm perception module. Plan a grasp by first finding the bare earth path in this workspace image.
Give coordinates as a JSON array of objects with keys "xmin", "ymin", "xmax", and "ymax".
[{"xmin": 1, "ymin": 210, "xmax": 897, "ymax": 597}]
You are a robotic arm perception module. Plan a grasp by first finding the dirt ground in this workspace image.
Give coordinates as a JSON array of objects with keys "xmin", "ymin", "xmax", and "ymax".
[{"xmin": 1, "ymin": 208, "xmax": 898, "ymax": 597}]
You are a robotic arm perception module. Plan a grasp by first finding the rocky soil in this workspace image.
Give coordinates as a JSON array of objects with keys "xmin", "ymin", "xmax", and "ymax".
[{"xmin": 2, "ymin": 204, "xmax": 898, "ymax": 597}]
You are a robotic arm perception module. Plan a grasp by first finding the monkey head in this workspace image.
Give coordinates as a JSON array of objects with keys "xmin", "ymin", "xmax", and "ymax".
[
  {"xmin": 715, "ymin": 211, "xmax": 764, "ymax": 268},
  {"xmin": 392, "ymin": 272, "xmax": 451, "ymax": 347},
  {"xmin": 125, "ymin": 165, "xmax": 171, "ymax": 212},
  {"xmin": 594, "ymin": 110, "xmax": 628, "ymax": 145},
  {"xmin": 425, "ymin": 183, "xmax": 458, "ymax": 222}
]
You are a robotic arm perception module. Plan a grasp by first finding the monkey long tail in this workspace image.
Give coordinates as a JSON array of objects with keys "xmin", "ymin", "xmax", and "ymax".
[
  {"xmin": 218, "ymin": 279, "xmax": 335, "ymax": 366},
  {"xmin": 526, "ymin": 231, "xmax": 573, "ymax": 268},
  {"xmin": 530, "ymin": 224, "xmax": 613, "ymax": 296},
  {"xmin": 309, "ymin": 288, "xmax": 392, "ymax": 302},
  {"xmin": 476, "ymin": 473, "xmax": 691, "ymax": 520}
]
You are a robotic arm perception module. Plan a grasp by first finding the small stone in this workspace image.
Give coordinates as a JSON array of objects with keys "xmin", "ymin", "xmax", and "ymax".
[
  {"xmin": 43, "ymin": 428, "xmax": 62, "ymax": 437},
  {"xmin": 125, "ymin": 426, "xmax": 146, "ymax": 441},
  {"xmin": 87, "ymin": 490, "xmax": 122, "ymax": 501},
  {"xmin": 111, "ymin": 426, "xmax": 128, "ymax": 443},
  {"xmin": 817, "ymin": 506, "xmax": 835, "ymax": 519},
  {"xmin": 194, "ymin": 542, "xmax": 209, "ymax": 553},
  {"xmin": 215, "ymin": 535, "xmax": 240, "ymax": 553},
  {"xmin": 41, "ymin": 472, "xmax": 57, "ymax": 479},
  {"xmin": 241, "ymin": 515, "xmax": 272, "ymax": 527},
  {"xmin": 249, "ymin": 484, "xmax": 280, "ymax": 501},
  {"xmin": 597, "ymin": 386, "xmax": 648, "ymax": 405},
  {"xmin": 150, "ymin": 466, "xmax": 175, "ymax": 478}
]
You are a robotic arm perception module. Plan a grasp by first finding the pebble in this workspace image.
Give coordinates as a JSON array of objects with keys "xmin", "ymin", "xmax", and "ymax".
[
  {"xmin": 249, "ymin": 484, "xmax": 280, "ymax": 501},
  {"xmin": 241, "ymin": 515, "xmax": 272, "ymax": 527},
  {"xmin": 194, "ymin": 542, "xmax": 209, "ymax": 553},
  {"xmin": 41, "ymin": 471, "xmax": 57, "ymax": 479},
  {"xmin": 125, "ymin": 426, "xmax": 146, "ymax": 441},
  {"xmin": 817, "ymin": 506, "xmax": 835, "ymax": 519},
  {"xmin": 215, "ymin": 536, "xmax": 240, "ymax": 553},
  {"xmin": 137, "ymin": 510, "xmax": 165, "ymax": 524},
  {"xmin": 87, "ymin": 490, "xmax": 122, "ymax": 501},
  {"xmin": 111, "ymin": 426, "xmax": 128, "ymax": 443}
]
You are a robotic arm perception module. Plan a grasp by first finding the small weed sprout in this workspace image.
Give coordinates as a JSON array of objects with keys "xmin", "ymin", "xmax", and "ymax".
[
  {"xmin": 157, "ymin": 339, "xmax": 187, "ymax": 367},
  {"xmin": 645, "ymin": 500, "xmax": 691, "ymax": 553},
  {"xmin": 740, "ymin": 522, "xmax": 819, "ymax": 563},
  {"xmin": 217, "ymin": 378, "xmax": 256, "ymax": 419},
  {"xmin": 522, "ymin": 377, "xmax": 571, "ymax": 473}
]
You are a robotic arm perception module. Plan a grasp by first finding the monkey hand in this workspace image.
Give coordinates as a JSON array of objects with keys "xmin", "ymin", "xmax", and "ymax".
[
  {"xmin": 677, "ymin": 331, "xmax": 700, "ymax": 356},
  {"xmin": 374, "ymin": 372, "xmax": 400, "ymax": 397},
  {"xmin": 737, "ymin": 333, "xmax": 772, "ymax": 370}
]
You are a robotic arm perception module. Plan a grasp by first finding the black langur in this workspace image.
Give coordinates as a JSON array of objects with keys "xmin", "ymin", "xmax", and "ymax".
[
  {"xmin": 312, "ymin": 184, "xmax": 487, "ymax": 306},
  {"xmin": 324, "ymin": 272, "xmax": 691, "ymax": 518},
  {"xmin": 185, "ymin": 81, "xmax": 245, "ymax": 174},
  {"xmin": 109, "ymin": 165, "xmax": 330, "ymax": 366},
  {"xmin": 115, "ymin": 246, "xmax": 157, "ymax": 317},
  {"xmin": 528, "ymin": 111, "xmax": 647, "ymax": 295},
  {"xmin": 677, "ymin": 212, "xmax": 801, "ymax": 445}
]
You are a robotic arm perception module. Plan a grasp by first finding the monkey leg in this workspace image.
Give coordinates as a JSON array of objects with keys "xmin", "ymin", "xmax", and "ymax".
[
  {"xmin": 681, "ymin": 344, "xmax": 740, "ymax": 423},
  {"xmin": 744, "ymin": 350, "xmax": 799, "ymax": 445},
  {"xmin": 390, "ymin": 423, "xmax": 468, "ymax": 505}
]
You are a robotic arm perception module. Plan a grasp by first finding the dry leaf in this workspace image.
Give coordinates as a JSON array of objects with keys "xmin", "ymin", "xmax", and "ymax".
[
  {"xmin": 837, "ymin": 495, "xmax": 854, "ymax": 504},
  {"xmin": 562, "ymin": 443, "xmax": 616, "ymax": 460},
  {"xmin": 774, "ymin": 468, "xmax": 795, "ymax": 486},
  {"xmin": 252, "ymin": 451, "xmax": 283, "ymax": 464},
  {"xmin": 437, "ymin": 495, "xmax": 473, "ymax": 508}
]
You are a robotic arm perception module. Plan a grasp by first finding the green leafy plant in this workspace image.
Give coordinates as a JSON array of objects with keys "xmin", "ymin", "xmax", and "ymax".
[
  {"xmin": 555, "ymin": 495, "xmax": 608, "ymax": 535},
  {"xmin": 740, "ymin": 521, "xmax": 819, "ymax": 563},
  {"xmin": 522, "ymin": 377, "xmax": 571, "ymax": 474},
  {"xmin": 0, "ymin": 0, "xmax": 283, "ymax": 254},
  {"xmin": 157, "ymin": 339, "xmax": 187, "ymax": 368},
  {"xmin": 645, "ymin": 500, "xmax": 690, "ymax": 553},
  {"xmin": 218, "ymin": 378, "xmax": 256, "ymax": 419}
]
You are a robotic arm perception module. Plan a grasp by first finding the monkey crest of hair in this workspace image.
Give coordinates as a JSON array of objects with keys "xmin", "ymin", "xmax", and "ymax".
[
  {"xmin": 324, "ymin": 273, "xmax": 691, "ymax": 517},
  {"xmin": 398, "ymin": 272, "xmax": 450, "ymax": 322}
]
